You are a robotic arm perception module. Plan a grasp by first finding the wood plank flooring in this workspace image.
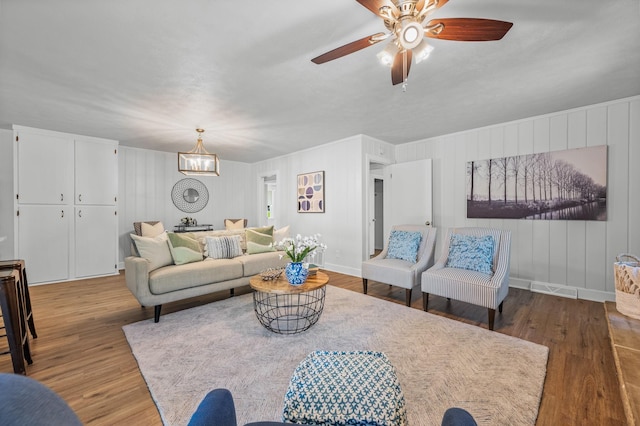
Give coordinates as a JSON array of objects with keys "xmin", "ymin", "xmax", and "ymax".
[{"xmin": 0, "ymin": 271, "xmax": 627, "ymax": 425}]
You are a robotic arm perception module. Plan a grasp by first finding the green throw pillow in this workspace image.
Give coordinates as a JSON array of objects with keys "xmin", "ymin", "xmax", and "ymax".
[
  {"xmin": 167, "ymin": 233, "xmax": 203, "ymax": 265},
  {"xmin": 246, "ymin": 227, "xmax": 275, "ymax": 254}
]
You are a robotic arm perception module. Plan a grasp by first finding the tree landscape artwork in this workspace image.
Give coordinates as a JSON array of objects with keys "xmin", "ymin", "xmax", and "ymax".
[{"xmin": 467, "ymin": 145, "xmax": 607, "ymax": 220}]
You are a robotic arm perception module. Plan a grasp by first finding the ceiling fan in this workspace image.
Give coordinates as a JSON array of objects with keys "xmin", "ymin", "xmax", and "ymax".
[{"xmin": 311, "ymin": 0, "xmax": 513, "ymax": 86}]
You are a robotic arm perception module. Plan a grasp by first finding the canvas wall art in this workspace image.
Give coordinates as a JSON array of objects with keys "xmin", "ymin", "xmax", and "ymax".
[
  {"xmin": 298, "ymin": 171, "xmax": 324, "ymax": 213},
  {"xmin": 466, "ymin": 145, "xmax": 607, "ymax": 220}
]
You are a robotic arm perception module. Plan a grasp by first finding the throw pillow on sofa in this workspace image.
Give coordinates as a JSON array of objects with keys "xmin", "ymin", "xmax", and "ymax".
[
  {"xmin": 205, "ymin": 236, "xmax": 243, "ymax": 259},
  {"xmin": 224, "ymin": 219, "xmax": 246, "ymax": 230},
  {"xmin": 141, "ymin": 221, "xmax": 165, "ymax": 237},
  {"xmin": 130, "ymin": 233, "xmax": 173, "ymax": 271},
  {"xmin": 246, "ymin": 226, "xmax": 275, "ymax": 254},
  {"xmin": 273, "ymin": 225, "xmax": 290, "ymax": 245},
  {"xmin": 167, "ymin": 233, "xmax": 204, "ymax": 265}
]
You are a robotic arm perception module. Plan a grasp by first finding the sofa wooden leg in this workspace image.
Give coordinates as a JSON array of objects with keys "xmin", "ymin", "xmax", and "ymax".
[
  {"xmin": 422, "ymin": 293, "xmax": 429, "ymax": 311},
  {"xmin": 499, "ymin": 301, "xmax": 504, "ymax": 313},
  {"xmin": 405, "ymin": 289, "xmax": 411, "ymax": 307},
  {"xmin": 154, "ymin": 305, "xmax": 162, "ymax": 323},
  {"xmin": 363, "ymin": 278, "xmax": 368, "ymax": 294},
  {"xmin": 488, "ymin": 308, "xmax": 496, "ymax": 331}
]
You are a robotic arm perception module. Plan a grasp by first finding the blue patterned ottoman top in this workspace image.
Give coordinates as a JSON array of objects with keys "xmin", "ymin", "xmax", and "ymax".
[{"xmin": 283, "ymin": 351, "xmax": 407, "ymax": 426}]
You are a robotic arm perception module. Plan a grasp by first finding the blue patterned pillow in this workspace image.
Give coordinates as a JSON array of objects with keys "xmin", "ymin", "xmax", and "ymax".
[
  {"xmin": 446, "ymin": 234, "xmax": 495, "ymax": 274},
  {"xmin": 386, "ymin": 231, "xmax": 422, "ymax": 263}
]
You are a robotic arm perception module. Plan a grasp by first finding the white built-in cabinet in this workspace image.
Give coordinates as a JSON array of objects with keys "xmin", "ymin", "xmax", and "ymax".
[{"xmin": 13, "ymin": 125, "xmax": 119, "ymax": 284}]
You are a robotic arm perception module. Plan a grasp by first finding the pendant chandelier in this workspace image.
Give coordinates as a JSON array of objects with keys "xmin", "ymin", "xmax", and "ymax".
[{"xmin": 178, "ymin": 128, "xmax": 220, "ymax": 176}]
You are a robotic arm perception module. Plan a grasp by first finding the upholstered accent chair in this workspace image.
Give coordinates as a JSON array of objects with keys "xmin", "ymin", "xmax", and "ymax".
[
  {"xmin": 421, "ymin": 227, "xmax": 511, "ymax": 331},
  {"xmin": 362, "ymin": 225, "xmax": 437, "ymax": 307}
]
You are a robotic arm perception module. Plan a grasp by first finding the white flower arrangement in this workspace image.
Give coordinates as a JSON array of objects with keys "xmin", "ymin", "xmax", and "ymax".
[{"xmin": 274, "ymin": 234, "xmax": 327, "ymax": 263}]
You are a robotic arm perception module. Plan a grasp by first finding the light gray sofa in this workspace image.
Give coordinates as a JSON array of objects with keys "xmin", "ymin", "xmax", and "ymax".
[{"xmin": 125, "ymin": 229, "xmax": 288, "ymax": 322}]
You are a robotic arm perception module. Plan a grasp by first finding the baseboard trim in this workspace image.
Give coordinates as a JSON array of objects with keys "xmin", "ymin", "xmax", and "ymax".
[{"xmin": 323, "ymin": 263, "xmax": 360, "ymax": 277}]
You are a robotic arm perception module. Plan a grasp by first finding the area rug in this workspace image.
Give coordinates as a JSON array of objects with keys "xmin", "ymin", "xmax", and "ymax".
[{"xmin": 123, "ymin": 286, "xmax": 548, "ymax": 425}]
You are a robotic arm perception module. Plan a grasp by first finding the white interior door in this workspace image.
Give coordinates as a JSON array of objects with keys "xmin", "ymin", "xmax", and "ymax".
[{"xmin": 383, "ymin": 159, "xmax": 433, "ymax": 241}]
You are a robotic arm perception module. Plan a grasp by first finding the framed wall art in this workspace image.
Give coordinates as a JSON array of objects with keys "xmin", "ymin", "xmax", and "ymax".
[
  {"xmin": 466, "ymin": 145, "xmax": 607, "ymax": 220},
  {"xmin": 297, "ymin": 171, "xmax": 324, "ymax": 213}
]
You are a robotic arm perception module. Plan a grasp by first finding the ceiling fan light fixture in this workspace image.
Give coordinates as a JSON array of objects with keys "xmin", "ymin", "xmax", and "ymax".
[
  {"xmin": 178, "ymin": 129, "xmax": 220, "ymax": 176},
  {"xmin": 414, "ymin": 40, "xmax": 434, "ymax": 64},
  {"xmin": 398, "ymin": 19, "xmax": 424, "ymax": 49},
  {"xmin": 377, "ymin": 42, "xmax": 398, "ymax": 67}
]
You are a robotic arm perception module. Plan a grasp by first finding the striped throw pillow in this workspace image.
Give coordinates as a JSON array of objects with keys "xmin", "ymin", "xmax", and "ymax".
[{"xmin": 205, "ymin": 236, "xmax": 243, "ymax": 259}]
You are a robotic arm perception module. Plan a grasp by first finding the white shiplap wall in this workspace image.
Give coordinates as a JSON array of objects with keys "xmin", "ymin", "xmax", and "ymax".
[
  {"xmin": 252, "ymin": 135, "xmax": 380, "ymax": 276},
  {"xmin": 395, "ymin": 96, "xmax": 640, "ymax": 301},
  {"xmin": 117, "ymin": 146, "xmax": 253, "ymax": 265}
]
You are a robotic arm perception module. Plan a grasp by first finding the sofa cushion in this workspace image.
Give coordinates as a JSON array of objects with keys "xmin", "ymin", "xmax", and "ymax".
[
  {"xmin": 130, "ymin": 233, "xmax": 173, "ymax": 271},
  {"xmin": 167, "ymin": 233, "xmax": 203, "ymax": 265},
  {"xmin": 149, "ymin": 258, "xmax": 243, "ymax": 295},
  {"xmin": 236, "ymin": 251, "xmax": 288, "ymax": 277},
  {"xmin": 205, "ymin": 236, "xmax": 243, "ymax": 259}
]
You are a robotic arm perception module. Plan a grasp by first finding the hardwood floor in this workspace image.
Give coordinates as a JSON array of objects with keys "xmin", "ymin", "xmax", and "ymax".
[{"xmin": 0, "ymin": 270, "xmax": 626, "ymax": 425}]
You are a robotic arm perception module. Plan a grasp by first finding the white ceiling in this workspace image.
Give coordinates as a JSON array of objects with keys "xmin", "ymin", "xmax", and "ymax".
[{"xmin": 1, "ymin": 0, "xmax": 639, "ymax": 163}]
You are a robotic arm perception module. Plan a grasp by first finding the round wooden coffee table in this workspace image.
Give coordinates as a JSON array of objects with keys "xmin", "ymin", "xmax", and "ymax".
[{"xmin": 249, "ymin": 271, "xmax": 329, "ymax": 334}]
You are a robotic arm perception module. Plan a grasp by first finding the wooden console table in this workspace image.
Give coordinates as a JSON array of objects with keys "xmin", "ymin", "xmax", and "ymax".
[{"xmin": 173, "ymin": 224, "xmax": 214, "ymax": 233}]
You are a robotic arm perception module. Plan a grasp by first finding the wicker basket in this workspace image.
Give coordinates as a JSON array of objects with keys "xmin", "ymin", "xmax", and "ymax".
[{"xmin": 614, "ymin": 253, "xmax": 640, "ymax": 320}]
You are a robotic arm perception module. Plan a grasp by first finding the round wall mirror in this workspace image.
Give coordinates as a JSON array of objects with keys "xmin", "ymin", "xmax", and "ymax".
[
  {"xmin": 183, "ymin": 188, "xmax": 199, "ymax": 203},
  {"xmin": 171, "ymin": 178, "xmax": 209, "ymax": 213}
]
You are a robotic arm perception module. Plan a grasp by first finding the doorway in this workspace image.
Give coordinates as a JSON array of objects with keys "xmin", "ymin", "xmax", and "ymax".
[
  {"xmin": 367, "ymin": 160, "xmax": 387, "ymax": 257},
  {"xmin": 258, "ymin": 173, "xmax": 277, "ymax": 227}
]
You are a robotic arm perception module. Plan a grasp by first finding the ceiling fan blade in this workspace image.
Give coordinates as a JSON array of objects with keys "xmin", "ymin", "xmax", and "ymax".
[
  {"xmin": 356, "ymin": 0, "xmax": 399, "ymax": 18},
  {"xmin": 425, "ymin": 18, "xmax": 513, "ymax": 41},
  {"xmin": 311, "ymin": 33, "xmax": 387, "ymax": 64},
  {"xmin": 391, "ymin": 49, "xmax": 412, "ymax": 85},
  {"xmin": 416, "ymin": 0, "xmax": 449, "ymax": 13}
]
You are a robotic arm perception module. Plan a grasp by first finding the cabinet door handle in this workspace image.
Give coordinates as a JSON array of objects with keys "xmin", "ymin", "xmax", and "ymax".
[
  {"xmin": 61, "ymin": 193, "xmax": 64, "ymax": 202},
  {"xmin": 78, "ymin": 194, "xmax": 82, "ymax": 202},
  {"xmin": 61, "ymin": 210, "xmax": 64, "ymax": 218},
  {"xmin": 78, "ymin": 210, "xmax": 82, "ymax": 218}
]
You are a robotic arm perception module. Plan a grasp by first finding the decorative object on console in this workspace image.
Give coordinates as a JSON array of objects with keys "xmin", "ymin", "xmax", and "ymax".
[
  {"xmin": 178, "ymin": 128, "xmax": 220, "ymax": 176},
  {"xmin": 297, "ymin": 171, "xmax": 324, "ymax": 213},
  {"xmin": 172, "ymin": 178, "xmax": 209, "ymax": 213},
  {"xmin": 181, "ymin": 217, "xmax": 197, "ymax": 227}
]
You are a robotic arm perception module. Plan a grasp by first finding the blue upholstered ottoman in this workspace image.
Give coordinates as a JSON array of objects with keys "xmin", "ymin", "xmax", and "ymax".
[{"xmin": 282, "ymin": 351, "xmax": 407, "ymax": 426}]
